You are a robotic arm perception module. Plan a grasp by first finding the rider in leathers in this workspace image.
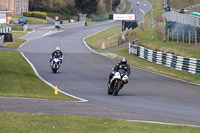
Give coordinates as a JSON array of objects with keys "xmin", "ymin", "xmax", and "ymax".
[
  {"xmin": 108, "ymin": 57, "xmax": 131, "ymax": 87},
  {"xmin": 50, "ymin": 47, "xmax": 63, "ymax": 65}
]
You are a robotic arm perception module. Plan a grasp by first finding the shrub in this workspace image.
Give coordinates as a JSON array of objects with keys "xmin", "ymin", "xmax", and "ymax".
[
  {"xmin": 23, "ymin": 12, "xmax": 32, "ymax": 17},
  {"xmin": 23, "ymin": 11, "xmax": 47, "ymax": 19},
  {"xmin": 32, "ymin": 12, "xmax": 47, "ymax": 19},
  {"xmin": 47, "ymin": 12, "xmax": 70, "ymax": 20}
]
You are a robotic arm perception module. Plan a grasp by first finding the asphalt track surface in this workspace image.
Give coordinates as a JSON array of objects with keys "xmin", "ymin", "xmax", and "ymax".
[{"xmin": 1, "ymin": 0, "xmax": 200, "ymax": 126}]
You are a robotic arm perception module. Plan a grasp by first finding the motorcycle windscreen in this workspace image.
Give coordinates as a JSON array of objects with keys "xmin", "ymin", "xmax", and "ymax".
[{"xmin": 118, "ymin": 69, "xmax": 126, "ymax": 74}]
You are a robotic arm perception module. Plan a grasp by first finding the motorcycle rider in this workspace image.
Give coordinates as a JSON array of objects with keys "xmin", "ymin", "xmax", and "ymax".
[
  {"xmin": 50, "ymin": 47, "xmax": 63, "ymax": 65},
  {"xmin": 107, "ymin": 57, "xmax": 130, "ymax": 87}
]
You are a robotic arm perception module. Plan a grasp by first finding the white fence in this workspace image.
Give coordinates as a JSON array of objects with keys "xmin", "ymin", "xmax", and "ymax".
[
  {"xmin": 0, "ymin": 26, "xmax": 12, "ymax": 33},
  {"xmin": 129, "ymin": 43, "xmax": 200, "ymax": 75}
]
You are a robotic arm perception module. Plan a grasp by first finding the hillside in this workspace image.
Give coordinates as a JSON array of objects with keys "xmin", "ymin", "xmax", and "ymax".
[
  {"xmin": 170, "ymin": 0, "xmax": 200, "ymax": 9},
  {"xmin": 29, "ymin": 0, "xmax": 122, "ymax": 20}
]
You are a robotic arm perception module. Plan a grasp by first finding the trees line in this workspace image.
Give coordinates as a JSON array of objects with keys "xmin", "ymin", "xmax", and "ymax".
[{"xmin": 29, "ymin": 0, "xmax": 121, "ymax": 19}]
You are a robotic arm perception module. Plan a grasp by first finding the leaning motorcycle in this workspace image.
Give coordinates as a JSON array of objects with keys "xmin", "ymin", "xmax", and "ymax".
[
  {"xmin": 108, "ymin": 69, "xmax": 129, "ymax": 96},
  {"xmin": 50, "ymin": 56, "xmax": 61, "ymax": 73}
]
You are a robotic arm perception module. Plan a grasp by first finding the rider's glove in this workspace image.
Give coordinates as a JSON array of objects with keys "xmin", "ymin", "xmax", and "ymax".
[{"xmin": 111, "ymin": 71, "xmax": 115, "ymax": 75}]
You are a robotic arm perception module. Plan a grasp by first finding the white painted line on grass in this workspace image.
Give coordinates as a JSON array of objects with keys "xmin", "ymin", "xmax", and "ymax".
[
  {"xmin": 127, "ymin": 119, "xmax": 200, "ymax": 127},
  {"xmin": 18, "ymin": 28, "xmax": 88, "ymax": 102},
  {"xmin": 82, "ymin": 15, "xmax": 200, "ymax": 127},
  {"xmin": 127, "ymin": 0, "xmax": 133, "ymax": 13},
  {"xmin": 20, "ymin": 28, "xmax": 35, "ymax": 39},
  {"xmin": 0, "ymin": 96, "xmax": 84, "ymax": 102},
  {"xmin": 20, "ymin": 52, "xmax": 88, "ymax": 102},
  {"xmin": 84, "ymin": 32, "xmax": 200, "ymax": 87},
  {"xmin": 18, "ymin": 39, "xmax": 29, "ymax": 48}
]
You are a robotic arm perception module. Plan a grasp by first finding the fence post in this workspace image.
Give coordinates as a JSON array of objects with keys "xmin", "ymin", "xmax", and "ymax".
[
  {"xmin": 183, "ymin": 29, "xmax": 184, "ymax": 44},
  {"xmin": 172, "ymin": 29, "xmax": 173, "ymax": 42},
  {"xmin": 195, "ymin": 31, "xmax": 197, "ymax": 47},
  {"xmin": 163, "ymin": 22, "xmax": 166, "ymax": 42},
  {"xmin": 168, "ymin": 28, "xmax": 169, "ymax": 42},
  {"xmin": 189, "ymin": 30, "xmax": 191, "ymax": 45},
  {"xmin": 156, "ymin": 22, "xmax": 158, "ymax": 33},
  {"xmin": 177, "ymin": 29, "xmax": 179, "ymax": 42}
]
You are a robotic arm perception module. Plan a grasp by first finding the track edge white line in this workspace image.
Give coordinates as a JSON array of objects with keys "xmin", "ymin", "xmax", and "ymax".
[{"xmin": 20, "ymin": 52, "xmax": 88, "ymax": 102}]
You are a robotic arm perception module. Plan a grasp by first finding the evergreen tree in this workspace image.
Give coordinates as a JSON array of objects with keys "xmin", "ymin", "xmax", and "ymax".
[{"xmin": 75, "ymin": 0, "xmax": 99, "ymax": 14}]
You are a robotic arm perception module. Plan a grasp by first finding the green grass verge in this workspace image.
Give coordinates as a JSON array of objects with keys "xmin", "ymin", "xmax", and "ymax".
[
  {"xmin": 102, "ymin": 48, "xmax": 200, "ymax": 84},
  {"xmin": 1, "ymin": 24, "xmax": 31, "ymax": 31},
  {"xmin": 6, "ymin": 32, "xmax": 27, "ymax": 48},
  {"xmin": 85, "ymin": 26, "xmax": 200, "ymax": 84},
  {"xmin": 87, "ymin": 22, "xmax": 102, "ymax": 26},
  {"xmin": 121, "ymin": 0, "xmax": 132, "ymax": 14},
  {"xmin": 7, "ymin": 24, "xmax": 23, "ymax": 31},
  {"xmin": 85, "ymin": 0, "xmax": 200, "ymax": 84},
  {"xmin": 47, "ymin": 12, "xmax": 70, "ymax": 20},
  {"xmin": 1, "ymin": 31, "xmax": 76, "ymax": 101},
  {"xmin": 0, "ymin": 50, "xmax": 76, "ymax": 101},
  {"xmin": 90, "ymin": 11, "xmax": 113, "ymax": 20},
  {"xmin": 9, "ymin": 15, "xmax": 47, "ymax": 24},
  {"xmin": 144, "ymin": 0, "xmax": 164, "ymax": 21},
  {"xmin": 126, "ymin": 27, "xmax": 200, "ymax": 58},
  {"xmin": 85, "ymin": 25, "xmax": 121, "ymax": 49},
  {"xmin": 0, "ymin": 112, "xmax": 199, "ymax": 133},
  {"xmin": 171, "ymin": 0, "xmax": 200, "ymax": 10},
  {"xmin": 25, "ymin": 17, "xmax": 47, "ymax": 24}
]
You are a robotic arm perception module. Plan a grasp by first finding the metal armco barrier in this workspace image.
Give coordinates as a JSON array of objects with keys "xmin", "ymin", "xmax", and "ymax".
[
  {"xmin": 0, "ymin": 35, "xmax": 4, "ymax": 46},
  {"xmin": 129, "ymin": 43, "xmax": 200, "ymax": 75},
  {"xmin": 0, "ymin": 26, "xmax": 12, "ymax": 33}
]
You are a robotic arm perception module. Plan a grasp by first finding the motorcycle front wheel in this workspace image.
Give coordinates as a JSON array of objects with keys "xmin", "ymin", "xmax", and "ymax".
[
  {"xmin": 114, "ymin": 81, "xmax": 121, "ymax": 96},
  {"xmin": 108, "ymin": 87, "xmax": 113, "ymax": 95},
  {"xmin": 52, "ymin": 68, "xmax": 57, "ymax": 73}
]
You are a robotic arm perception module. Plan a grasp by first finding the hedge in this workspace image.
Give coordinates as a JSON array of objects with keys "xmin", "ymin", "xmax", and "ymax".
[{"xmin": 23, "ymin": 11, "xmax": 47, "ymax": 19}]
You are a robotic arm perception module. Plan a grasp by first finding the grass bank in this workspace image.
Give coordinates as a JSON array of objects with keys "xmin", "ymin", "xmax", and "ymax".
[
  {"xmin": 9, "ymin": 15, "xmax": 47, "ymax": 24},
  {"xmin": 0, "ymin": 31, "xmax": 76, "ymax": 101},
  {"xmin": 0, "ymin": 112, "xmax": 199, "ymax": 133},
  {"xmin": 85, "ymin": 25, "xmax": 121, "ymax": 49},
  {"xmin": 87, "ymin": 0, "xmax": 131, "ymax": 26},
  {"xmin": 0, "ymin": 50, "xmax": 76, "ymax": 101},
  {"xmin": 145, "ymin": 0, "xmax": 164, "ymax": 21},
  {"xmin": 5, "ymin": 32, "xmax": 27, "ymax": 48},
  {"xmin": 25, "ymin": 17, "xmax": 47, "ymax": 24},
  {"xmin": 103, "ymin": 47, "xmax": 200, "ymax": 84},
  {"xmin": 85, "ymin": 24, "xmax": 200, "ymax": 84},
  {"xmin": 126, "ymin": 27, "xmax": 200, "ymax": 58},
  {"xmin": 121, "ymin": 0, "xmax": 132, "ymax": 14},
  {"xmin": 171, "ymin": 0, "xmax": 200, "ymax": 10},
  {"xmin": 85, "ymin": 0, "xmax": 200, "ymax": 84}
]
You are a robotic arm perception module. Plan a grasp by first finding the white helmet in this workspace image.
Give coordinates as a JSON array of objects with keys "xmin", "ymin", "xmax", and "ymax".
[{"xmin": 56, "ymin": 47, "xmax": 60, "ymax": 51}]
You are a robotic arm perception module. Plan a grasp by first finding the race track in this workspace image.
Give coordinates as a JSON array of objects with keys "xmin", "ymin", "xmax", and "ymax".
[{"xmin": 1, "ymin": 0, "xmax": 200, "ymax": 126}]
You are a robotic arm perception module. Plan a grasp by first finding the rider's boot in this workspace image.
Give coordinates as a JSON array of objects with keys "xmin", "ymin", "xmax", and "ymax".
[{"xmin": 107, "ymin": 80, "xmax": 111, "ymax": 88}]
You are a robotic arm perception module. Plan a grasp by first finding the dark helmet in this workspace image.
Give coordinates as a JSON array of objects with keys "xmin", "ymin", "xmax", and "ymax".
[{"xmin": 120, "ymin": 57, "xmax": 127, "ymax": 65}]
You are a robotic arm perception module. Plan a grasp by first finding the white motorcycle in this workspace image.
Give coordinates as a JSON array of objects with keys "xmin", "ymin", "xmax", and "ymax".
[
  {"xmin": 108, "ymin": 69, "xmax": 129, "ymax": 96},
  {"xmin": 50, "ymin": 56, "xmax": 61, "ymax": 73}
]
